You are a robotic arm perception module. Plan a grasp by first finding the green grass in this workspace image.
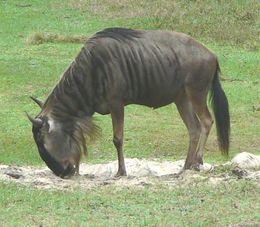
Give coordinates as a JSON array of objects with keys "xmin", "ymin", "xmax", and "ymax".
[
  {"xmin": 0, "ymin": 0, "xmax": 259, "ymax": 225},
  {"xmin": 0, "ymin": 180, "xmax": 259, "ymax": 226}
]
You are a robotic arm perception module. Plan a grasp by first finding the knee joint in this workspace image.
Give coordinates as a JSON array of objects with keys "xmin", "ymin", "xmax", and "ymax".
[{"xmin": 113, "ymin": 136, "xmax": 123, "ymax": 148}]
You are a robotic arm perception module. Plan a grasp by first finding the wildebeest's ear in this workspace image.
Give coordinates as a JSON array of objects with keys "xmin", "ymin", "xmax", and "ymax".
[
  {"xmin": 26, "ymin": 112, "xmax": 43, "ymax": 128},
  {"xmin": 30, "ymin": 96, "xmax": 43, "ymax": 109}
]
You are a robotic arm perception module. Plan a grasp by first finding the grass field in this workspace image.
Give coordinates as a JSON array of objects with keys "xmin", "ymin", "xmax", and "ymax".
[
  {"xmin": 0, "ymin": 180, "xmax": 259, "ymax": 226},
  {"xmin": 0, "ymin": 0, "xmax": 259, "ymax": 226}
]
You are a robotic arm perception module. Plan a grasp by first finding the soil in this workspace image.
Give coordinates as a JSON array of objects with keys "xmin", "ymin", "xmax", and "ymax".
[{"xmin": 0, "ymin": 152, "xmax": 259, "ymax": 191}]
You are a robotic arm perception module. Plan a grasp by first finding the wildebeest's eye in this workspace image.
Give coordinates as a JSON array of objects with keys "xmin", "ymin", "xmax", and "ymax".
[
  {"xmin": 43, "ymin": 121, "xmax": 50, "ymax": 132},
  {"xmin": 33, "ymin": 128, "xmax": 43, "ymax": 143}
]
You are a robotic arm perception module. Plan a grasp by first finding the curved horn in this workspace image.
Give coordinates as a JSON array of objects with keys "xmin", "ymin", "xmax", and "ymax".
[
  {"xmin": 26, "ymin": 112, "xmax": 43, "ymax": 127},
  {"xmin": 30, "ymin": 96, "xmax": 43, "ymax": 108}
]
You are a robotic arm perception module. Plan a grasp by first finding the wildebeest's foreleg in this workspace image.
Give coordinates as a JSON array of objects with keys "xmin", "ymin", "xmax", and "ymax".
[
  {"xmin": 74, "ymin": 152, "xmax": 81, "ymax": 176},
  {"xmin": 111, "ymin": 104, "xmax": 127, "ymax": 176}
]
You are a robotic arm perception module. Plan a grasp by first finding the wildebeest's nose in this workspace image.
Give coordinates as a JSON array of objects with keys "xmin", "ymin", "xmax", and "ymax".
[{"xmin": 60, "ymin": 164, "xmax": 76, "ymax": 178}]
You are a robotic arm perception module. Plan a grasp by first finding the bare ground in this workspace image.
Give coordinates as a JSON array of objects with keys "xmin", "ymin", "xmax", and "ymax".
[{"xmin": 0, "ymin": 152, "xmax": 259, "ymax": 191}]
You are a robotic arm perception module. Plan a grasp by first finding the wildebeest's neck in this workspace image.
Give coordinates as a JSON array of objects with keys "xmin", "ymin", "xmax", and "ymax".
[{"xmin": 43, "ymin": 48, "xmax": 94, "ymax": 120}]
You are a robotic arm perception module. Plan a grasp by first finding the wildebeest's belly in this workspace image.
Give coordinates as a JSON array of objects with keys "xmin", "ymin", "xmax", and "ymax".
[
  {"xmin": 129, "ymin": 81, "xmax": 182, "ymax": 108},
  {"xmin": 94, "ymin": 74, "xmax": 182, "ymax": 115}
]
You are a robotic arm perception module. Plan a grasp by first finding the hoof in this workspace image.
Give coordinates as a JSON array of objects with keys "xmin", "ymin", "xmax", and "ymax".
[
  {"xmin": 115, "ymin": 170, "xmax": 127, "ymax": 178},
  {"xmin": 184, "ymin": 162, "xmax": 203, "ymax": 171},
  {"xmin": 184, "ymin": 157, "xmax": 203, "ymax": 171}
]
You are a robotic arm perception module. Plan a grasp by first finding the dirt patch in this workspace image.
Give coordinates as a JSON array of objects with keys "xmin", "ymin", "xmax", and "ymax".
[{"xmin": 0, "ymin": 152, "xmax": 259, "ymax": 191}]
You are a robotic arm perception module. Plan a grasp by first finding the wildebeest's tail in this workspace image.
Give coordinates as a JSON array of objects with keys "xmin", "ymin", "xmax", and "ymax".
[{"xmin": 210, "ymin": 62, "xmax": 230, "ymax": 155}]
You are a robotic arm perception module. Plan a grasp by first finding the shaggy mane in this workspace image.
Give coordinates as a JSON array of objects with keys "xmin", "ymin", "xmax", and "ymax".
[{"xmin": 71, "ymin": 116, "xmax": 101, "ymax": 157}]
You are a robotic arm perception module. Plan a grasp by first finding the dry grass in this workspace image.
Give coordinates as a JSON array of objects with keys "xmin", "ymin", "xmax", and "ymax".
[
  {"xmin": 28, "ymin": 0, "xmax": 259, "ymax": 49},
  {"xmin": 26, "ymin": 32, "xmax": 88, "ymax": 45}
]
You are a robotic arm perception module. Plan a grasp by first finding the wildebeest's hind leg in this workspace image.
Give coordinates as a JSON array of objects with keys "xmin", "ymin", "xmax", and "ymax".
[
  {"xmin": 183, "ymin": 88, "xmax": 213, "ymax": 169},
  {"xmin": 110, "ymin": 104, "xmax": 127, "ymax": 176},
  {"xmin": 175, "ymin": 92, "xmax": 202, "ymax": 169}
]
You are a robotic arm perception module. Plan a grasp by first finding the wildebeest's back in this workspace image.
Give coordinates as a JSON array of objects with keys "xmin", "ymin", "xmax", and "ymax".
[{"xmin": 88, "ymin": 28, "xmax": 216, "ymax": 113}]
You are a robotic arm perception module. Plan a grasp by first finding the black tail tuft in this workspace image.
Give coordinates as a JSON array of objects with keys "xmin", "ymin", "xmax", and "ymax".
[{"xmin": 210, "ymin": 62, "xmax": 230, "ymax": 155}]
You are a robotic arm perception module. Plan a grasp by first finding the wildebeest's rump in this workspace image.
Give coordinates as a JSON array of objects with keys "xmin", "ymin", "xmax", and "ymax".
[{"xmin": 27, "ymin": 28, "xmax": 230, "ymax": 178}]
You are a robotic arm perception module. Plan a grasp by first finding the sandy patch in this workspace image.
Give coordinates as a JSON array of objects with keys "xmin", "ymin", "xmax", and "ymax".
[{"xmin": 0, "ymin": 152, "xmax": 259, "ymax": 191}]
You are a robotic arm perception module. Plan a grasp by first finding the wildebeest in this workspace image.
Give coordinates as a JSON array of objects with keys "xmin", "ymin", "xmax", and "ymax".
[{"xmin": 27, "ymin": 28, "xmax": 230, "ymax": 178}]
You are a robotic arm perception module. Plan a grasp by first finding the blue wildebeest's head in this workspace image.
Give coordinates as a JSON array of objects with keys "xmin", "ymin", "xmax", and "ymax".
[{"xmin": 27, "ymin": 97, "xmax": 94, "ymax": 178}]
